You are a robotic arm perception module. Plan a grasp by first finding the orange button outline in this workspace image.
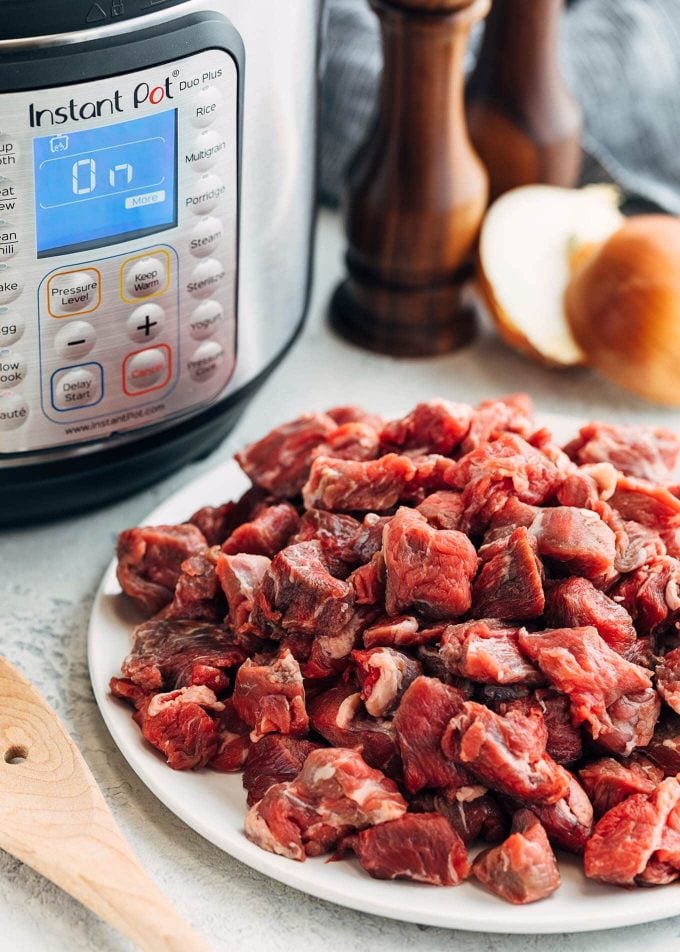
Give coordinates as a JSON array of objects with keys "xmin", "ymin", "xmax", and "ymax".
[
  {"xmin": 120, "ymin": 249, "xmax": 170, "ymax": 304},
  {"xmin": 47, "ymin": 267, "xmax": 102, "ymax": 319},
  {"xmin": 122, "ymin": 343, "xmax": 172, "ymax": 397}
]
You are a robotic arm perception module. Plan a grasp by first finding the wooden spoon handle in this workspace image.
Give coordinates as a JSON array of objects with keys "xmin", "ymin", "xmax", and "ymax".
[{"xmin": 0, "ymin": 658, "xmax": 211, "ymax": 952}]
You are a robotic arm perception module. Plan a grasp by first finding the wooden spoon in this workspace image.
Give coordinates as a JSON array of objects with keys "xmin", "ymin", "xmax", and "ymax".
[{"xmin": 0, "ymin": 657, "xmax": 211, "ymax": 952}]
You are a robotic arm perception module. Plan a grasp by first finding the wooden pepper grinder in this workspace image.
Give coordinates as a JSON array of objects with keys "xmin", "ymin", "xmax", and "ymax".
[
  {"xmin": 330, "ymin": 0, "xmax": 491, "ymax": 357},
  {"xmin": 466, "ymin": 0, "xmax": 582, "ymax": 203}
]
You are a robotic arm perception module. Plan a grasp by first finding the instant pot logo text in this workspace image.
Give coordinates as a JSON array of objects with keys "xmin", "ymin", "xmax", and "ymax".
[{"xmin": 28, "ymin": 77, "xmax": 175, "ymax": 127}]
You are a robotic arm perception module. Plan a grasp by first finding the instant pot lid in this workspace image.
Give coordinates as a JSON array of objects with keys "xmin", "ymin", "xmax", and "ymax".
[{"xmin": 0, "ymin": 0, "xmax": 190, "ymax": 42}]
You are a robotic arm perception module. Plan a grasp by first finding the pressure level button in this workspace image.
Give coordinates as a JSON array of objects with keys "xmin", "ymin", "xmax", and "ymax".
[{"xmin": 48, "ymin": 269, "xmax": 100, "ymax": 316}]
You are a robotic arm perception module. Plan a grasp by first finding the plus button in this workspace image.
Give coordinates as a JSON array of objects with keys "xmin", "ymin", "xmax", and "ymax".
[{"xmin": 137, "ymin": 312, "xmax": 158, "ymax": 337}]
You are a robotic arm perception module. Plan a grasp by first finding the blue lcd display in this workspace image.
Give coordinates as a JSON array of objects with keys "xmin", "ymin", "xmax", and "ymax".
[{"xmin": 34, "ymin": 109, "xmax": 177, "ymax": 257}]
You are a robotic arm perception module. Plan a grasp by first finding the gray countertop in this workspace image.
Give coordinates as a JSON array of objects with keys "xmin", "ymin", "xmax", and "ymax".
[{"xmin": 3, "ymin": 210, "xmax": 680, "ymax": 952}]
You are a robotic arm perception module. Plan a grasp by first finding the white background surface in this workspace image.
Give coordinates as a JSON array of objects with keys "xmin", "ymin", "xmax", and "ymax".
[{"xmin": 4, "ymin": 210, "xmax": 680, "ymax": 951}]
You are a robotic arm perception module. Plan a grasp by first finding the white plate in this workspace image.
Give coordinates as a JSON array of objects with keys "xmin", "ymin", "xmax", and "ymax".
[{"xmin": 88, "ymin": 413, "xmax": 680, "ymax": 934}]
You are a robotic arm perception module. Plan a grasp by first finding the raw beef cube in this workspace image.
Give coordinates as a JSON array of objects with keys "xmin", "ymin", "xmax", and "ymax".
[
  {"xmin": 250, "ymin": 541, "xmax": 354, "ymax": 639},
  {"xmin": 362, "ymin": 615, "xmax": 444, "ymax": 650},
  {"xmin": 232, "ymin": 649, "xmax": 309, "ymax": 742},
  {"xmin": 109, "ymin": 676, "xmax": 147, "ymax": 709},
  {"xmin": 601, "ymin": 688, "xmax": 661, "ymax": 757},
  {"xmin": 243, "ymin": 747, "xmax": 407, "ymax": 861},
  {"xmin": 517, "ymin": 627, "xmax": 654, "ymax": 754},
  {"xmin": 595, "ymin": 502, "xmax": 667, "ymax": 574},
  {"xmin": 343, "ymin": 513, "xmax": 390, "ymax": 565},
  {"xmin": 460, "ymin": 393, "xmax": 535, "ymax": 453},
  {"xmin": 163, "ymin": 546, "xmax": 226, "ymax": 623},
  {"xmin": 611, "ymin": 556, "xmax": 680, "ymax": 636},
  {"xmin": 352, "ymin": 647, "xmax": 422, "ymax": 717},
  {"xmin": 221, "ymin": 502, "xmax": 299, "ymax": 558},
  {"xmin": 455, "ymin": 434, "xmax": 562, "ymax": 534},
  {"xmin": 308, "ymin": 680, "xmax": 402, "ymax": 777},
  {"xmin": 242, "ymin": 734, "xmax": 321, "ymax": 806},
  {"xmin": 302, "ymin": 454, "xmax": 417, "ymax": 513},
  {"xmin": 407, "ymin": 455, "xmax": 459, "ymax": 499},
  {"xmin": 236, "ymin": 412, "xmax": 337, "ymax": 497},
  {"xmin": 383, "ymin": 507, "xmax": 477, "ymax": 620},
  {"xmin": 529, "ymin": 507, "xmax": 616, "ymax": 578},
  {"xmin": 584, "ymin": 776, "xmax": 680, "ymax": 886},
  {"xmin": 116, "ymin": 523, "xmax": 208, "ymax": 615},
  {"xmin": 579, "ymin": 757, "xmax": 664, "ymax": 818},
  {"xmin": 485, "ymin": 497, "xmax": 540, "ymax": 540},
  {"xmin": 345, "ymin": 813, "xmax": 470, "ymax": 885},
  {"xmin": 393, "ymin": 676, "xmax": 467, "ymax": 794},
  {"xmin": 472, "ymin": 809, "xmax": 560, "ymax": 904},
  {"xmin": 656, "ymin": 648, "xmax": 680, "ymax": 713},
  {"xmin": 380, "ymin": 399, "xmax": 472, "ymax": 456},
  {"xmin": 532, "ymin": 689, "xmax": 583, "ymax": 765},
  {"xmin": 326, "ymin": 405, "xmax": 385, "ymax": 430},
  {"xmin": 564, "ymin": 423, "xmax": 680, "ymax": 483},
  {"xmin": 610, "ymin": 475, "xmax": 680, "ymax": 529},
  {"xmin": 210, "ymin": 699, "xmax": 251, "ymax": 772},
  {"xmin": 348, "ymin": 554, "xmax": 385, "ymax": 606},
  {"xmin": 441, "ymin": 702, "xmax": 570, "ymax": 804},
  {"xmin": 504, "ymin": 775, "xmax": 593, "ymax": 853},
  {"xmin": 416, "ymin": 491, "xmax": 464, "ymax": 530},
  {"xmin": 189, "ymin": 486, "xmax": 269, "ymax": 547},
  {"xmin": 121, "ymin": 619, "xmax": 255, "ymax": 693},
  {"xmin": 312, "ymin": 422, "xmax": 381, "ymax": 462},
  {"xmin": 644, "ymin": 713, "xmax": 680, "ymax": 776},
  {"xmin": 133, "ymin": 685, "xmax": 224, "ymax": 770},
  {"xmin": 544, "ymin": 577, "xmax": 637, "ymax": 657},
  {"xmin": 556, "ymin": 463, "xmax": 618, "ymax": 510},
  {"xmin": 215, "ymin": 552, "xmax": 271, "ymax": 634},
  {"xmin": 432, "ymin": 788, "xmax": 508, "ymax": 845},
  {"xmin": 290, "ymin": 509, "xmax": 362, "ymax": 576},
  {"xmin": 302, "ymin": 605, "xmax": 378, "ymax": 680},
  {"xmin": 472, "ymin": 527, "xmax": 544, "ymax": 620},
  {"xmin": 439, "ymin": 619, "xmax": 543, "ymax": 685}
]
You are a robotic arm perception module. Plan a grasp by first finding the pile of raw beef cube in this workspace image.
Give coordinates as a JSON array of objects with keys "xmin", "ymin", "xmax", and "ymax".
[{"xmin": 110, "ymin": 395, "xmax": 680, "ymax": 903}]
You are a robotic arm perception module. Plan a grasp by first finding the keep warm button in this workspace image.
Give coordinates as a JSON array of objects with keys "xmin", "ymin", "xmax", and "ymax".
[{"xmin": 123, "ymin": 344, "xmax": 172, "ymax": 396}]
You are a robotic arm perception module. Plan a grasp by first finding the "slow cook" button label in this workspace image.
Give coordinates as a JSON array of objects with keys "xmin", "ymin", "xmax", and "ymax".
[{"xmin": 0, "ymin": 349, "xmax": 25, "ymax": 387}]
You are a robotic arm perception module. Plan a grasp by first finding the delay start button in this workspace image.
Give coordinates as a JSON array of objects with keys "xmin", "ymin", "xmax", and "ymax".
[
  {"xmin": 123, "ymin": 344, "xmax": 172, "ymax": 395},
  {"xmin": 51, "ymin": 363, "xmax": 103, "ymax": 412},
  {"xmin": 48, "ymin": 268, "xmax": 100, "ymax": 317}
]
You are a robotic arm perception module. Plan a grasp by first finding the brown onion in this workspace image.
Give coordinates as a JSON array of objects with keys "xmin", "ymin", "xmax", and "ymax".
[{"xmin": 566, "ymin": 215, "xmax": 680, "ymax": 406}]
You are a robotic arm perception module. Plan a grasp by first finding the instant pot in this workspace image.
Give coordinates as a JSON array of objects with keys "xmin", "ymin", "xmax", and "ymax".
[{"xmin": 0, "ymin": 0, "xmax": 322, "ymax": 525}]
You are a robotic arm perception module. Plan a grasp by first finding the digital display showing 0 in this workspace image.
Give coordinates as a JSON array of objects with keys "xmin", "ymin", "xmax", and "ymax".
[{"xmin": 33, "ymin": 109, "xmax": 177, "ymax": 257}]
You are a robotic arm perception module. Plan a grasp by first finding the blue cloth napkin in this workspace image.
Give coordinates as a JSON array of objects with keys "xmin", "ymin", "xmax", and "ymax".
[{"xmin": 321, "ymin": 0, "xmax": 680, "ymax": 213}]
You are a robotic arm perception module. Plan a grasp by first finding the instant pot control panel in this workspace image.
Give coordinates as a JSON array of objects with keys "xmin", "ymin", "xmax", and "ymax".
[{"xmin": 0, "ymin": 15, "xmax": 242, "ymax": 453}]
